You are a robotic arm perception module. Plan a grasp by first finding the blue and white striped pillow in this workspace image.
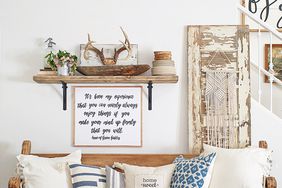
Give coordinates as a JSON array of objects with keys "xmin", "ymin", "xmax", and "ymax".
[
  {"xmin": 69, "ymin": 163, "xmax": 106, "ymax": 188},
  {"xmin": 105, "ymin": 166, "xmax": 125, "ymax": 188}
]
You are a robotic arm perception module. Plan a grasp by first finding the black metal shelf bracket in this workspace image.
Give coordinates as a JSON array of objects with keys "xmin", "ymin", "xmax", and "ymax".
[
  {"xmin": 147, "ymin": 81, "xmax": 153, "ymax": 111},
  {"xmin": 62, "ymin": 82, "xmax": 68, "ymax": 111},
  {"xmin": 61, "ymin": 81, "xmax": 153, "ymax": 111}
]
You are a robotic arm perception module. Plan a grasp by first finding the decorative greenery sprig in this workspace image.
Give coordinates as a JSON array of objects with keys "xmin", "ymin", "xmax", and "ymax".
[{"xmin": 45, "ymin": 50, "xmax": 78, "ymax": 75}]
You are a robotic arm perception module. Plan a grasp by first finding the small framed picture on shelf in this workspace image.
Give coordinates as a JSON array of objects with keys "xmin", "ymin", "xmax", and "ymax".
[
  {"xmin": 80, "ymin": 44, "xmax": 138, "ymax": 66},
  {"xmin": 264, "ymin": 44, "xmax": 282, "ymax": 82}
]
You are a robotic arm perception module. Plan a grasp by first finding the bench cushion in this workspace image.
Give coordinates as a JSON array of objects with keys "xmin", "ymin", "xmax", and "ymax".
[
  {"xmin": 106, "ymin": 166, "xmax": 125, "ymax": 188},
  {"xmin": 69, "ymin": 163, "xmax": 106, "ymax": 188},
  {"xmin": 203, "ymin": 145, "xmax": 272, "ymax": 188},
  {"xmin": 114, "ymin": 162, "xmax": 175, "ymax": 188},
  {"xmin": 17, "ymin": 150, "xmax": 81, "ymax": 188},
  {"xmin": 170, "ymin": 153, "xmax": 216, "ymax": 188}
]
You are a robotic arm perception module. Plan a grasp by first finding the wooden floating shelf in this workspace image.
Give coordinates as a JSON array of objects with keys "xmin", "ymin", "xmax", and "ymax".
[
  {"xmin": 33, "ymin": 75, "xmax": 179, "ymax": 84},
  {"xmin": 33, "ymin": 73, "xmax": 178, "ymax": 111}
]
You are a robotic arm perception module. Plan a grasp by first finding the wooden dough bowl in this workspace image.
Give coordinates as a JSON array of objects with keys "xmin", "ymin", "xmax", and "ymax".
[{"xmin": 77, "ymin": 65, "xmax": 151, "ymax": 76}]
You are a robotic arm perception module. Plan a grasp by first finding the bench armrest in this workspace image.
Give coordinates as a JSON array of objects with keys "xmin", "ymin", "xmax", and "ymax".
[
  {"xmin": 266, "ymin": 176, "xmax": 277, "ymax": 188},
  {"xmin": 8, "ymin": 177, "xmax": 21, "ymax": 188}
]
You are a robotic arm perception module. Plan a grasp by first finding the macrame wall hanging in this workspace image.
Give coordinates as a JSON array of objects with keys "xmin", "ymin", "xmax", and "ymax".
[
  {"xmin": 203, "ymin": 50, "xmax": 239, "ymax": 148},
  {"xmin": 188, "ymin": 25, "xmax": 251, "ymax": 153}
]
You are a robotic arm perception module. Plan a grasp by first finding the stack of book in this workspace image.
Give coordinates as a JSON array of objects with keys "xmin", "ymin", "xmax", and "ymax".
[{"xmin": 152, "ymin": 51, "xmax": 176, "ymax": 76}]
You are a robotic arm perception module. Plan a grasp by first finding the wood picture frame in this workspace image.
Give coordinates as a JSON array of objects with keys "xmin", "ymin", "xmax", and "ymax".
[
  {"xmin": 72, "ymin": 86, "xmax": 143, "ymax": 147},
  {"xmin": 240, "ymin": 0, "xmax": 282, "ymax": 32},
  {"xmin": 264, "ymin": 44, "xmax": 282, "ymax": 82}
]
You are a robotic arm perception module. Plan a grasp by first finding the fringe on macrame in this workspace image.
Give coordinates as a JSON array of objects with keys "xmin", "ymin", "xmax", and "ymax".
[{"xmin": 204, "ymin": 71, "xmax": 238, "ymax": 148}]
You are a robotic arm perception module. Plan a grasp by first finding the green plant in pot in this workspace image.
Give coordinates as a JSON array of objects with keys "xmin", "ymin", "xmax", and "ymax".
[{"xmin": 45, "ymin": 50, "xmax": 78, "ymax": 76}]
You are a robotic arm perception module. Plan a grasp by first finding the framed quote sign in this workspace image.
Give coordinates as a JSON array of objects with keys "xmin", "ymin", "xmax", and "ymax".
[
  {"xmin": 72, "ymin": 86, "xmax": 142, "ymax": 147},
  {"xmin": 241, "ymin": 0, "xmax": 282, "ymax": 32}
]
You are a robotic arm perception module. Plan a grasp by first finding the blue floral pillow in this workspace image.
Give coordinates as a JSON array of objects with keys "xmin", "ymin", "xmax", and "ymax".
[{"xmin": 170, "ymin": 153, "xmax": 216, "ymax": 188}]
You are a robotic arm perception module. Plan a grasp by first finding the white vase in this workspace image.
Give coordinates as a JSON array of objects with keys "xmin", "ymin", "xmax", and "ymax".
[{"xmin": 57, "ymin": 64, "xmax": 69, "ymax": 76}]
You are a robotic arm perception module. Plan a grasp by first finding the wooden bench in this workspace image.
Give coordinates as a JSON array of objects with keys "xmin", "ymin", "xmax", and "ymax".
[{"xmin": 8, "ymin": 140, "xmax": 277, "ymax": 188}]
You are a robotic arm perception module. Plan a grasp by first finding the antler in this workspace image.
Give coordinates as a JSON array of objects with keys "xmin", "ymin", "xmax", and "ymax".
[
  {"xmin": 114, "ymin": 27, "xmax": 132, "ymax": 62},
  {"xmin": 84, "ymin": 34, "xmax": 105, "ymax": 65},
  {"xmin": 84, "ymin": 28, "xmax": 132, "ymax": 66}
]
